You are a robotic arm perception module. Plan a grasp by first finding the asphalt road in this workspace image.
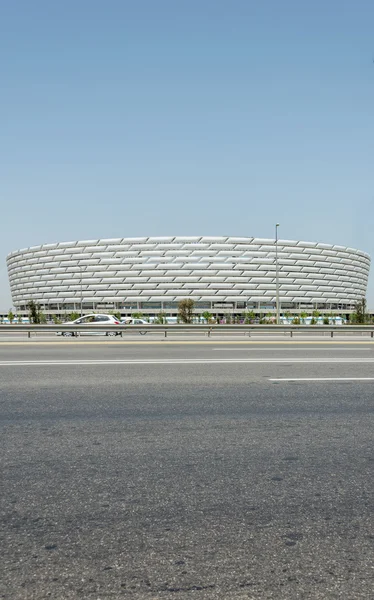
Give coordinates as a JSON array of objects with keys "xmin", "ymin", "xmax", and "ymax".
[{"xmin": 1, "ymin": 342, "xmax": 374, "ymax": 599}]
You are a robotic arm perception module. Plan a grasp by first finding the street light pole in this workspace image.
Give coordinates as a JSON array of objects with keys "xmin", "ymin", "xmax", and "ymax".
[
  {"xmin": 275, "ymin": 223, "xmax": 280, "ymax": 325},
  {"xmin": 79, "ymin": 265, "xmax": 83, "ymax": 317}
]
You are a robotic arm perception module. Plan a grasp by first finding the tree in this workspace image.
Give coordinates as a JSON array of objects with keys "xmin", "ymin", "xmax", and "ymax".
[
  {"xmin": 39, "ymin": 312, "xmax": 47, "ymax": 324},
  {"xmin": 299, "ymin": 311, "xmax": 308, "ymax": 324},
  {"xmin": 27, "ymin": 300, "xmax": 42, "ymax": 324},
  {"xmin": 27, "ymin": 301, "xmax": 47, "ymax": 324},
  {"xmin": 132, "ymin": 312, "xmax": 143, "ymax": 319},
  {"xmin": 350, "ymin": 298, "xmax": 367, "ymax": 324},
  {"xmin": 178, "ymin": 299, "xmax": 195, "ymax": 323},
  {"xmin": 8, "ymin": 310, "xmax": 15, "ymax": 324},
  {"xmin": 202, "ymin": 311, "xmax": 213, "ymax": 324}
]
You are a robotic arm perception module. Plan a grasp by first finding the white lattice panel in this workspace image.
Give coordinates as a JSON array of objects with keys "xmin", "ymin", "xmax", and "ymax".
[{"xmin": 7, "ymin": 237, "xmax": 370, "ymax": 307}]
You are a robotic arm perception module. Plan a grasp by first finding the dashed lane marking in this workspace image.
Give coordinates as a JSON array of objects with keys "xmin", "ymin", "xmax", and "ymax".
[{"xmin": 270, "ymin": 377, "xmax": 374, "ymax": 382}]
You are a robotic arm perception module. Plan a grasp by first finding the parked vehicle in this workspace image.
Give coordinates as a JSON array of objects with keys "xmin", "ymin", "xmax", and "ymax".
[{"xmin": 57, "ymin": 314, "xmax": 121, "ymax": 337}]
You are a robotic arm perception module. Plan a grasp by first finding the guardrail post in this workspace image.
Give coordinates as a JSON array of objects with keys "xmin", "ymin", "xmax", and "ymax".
[
  {"xmin": 331, "ymin": 331, "xmax": 333, "ymax": 338},
  {"xmin": 248, "ymin": 331, "xmax": 251, "ymax": 337},
  {"xmin": 290, "ymin": 331, "xmax": 293, "ymax": 338},
  {"xmin": 28, "ymin": 331, "xmax": 31, "ymax": 339},
  {"xmin": 164, "ymin": 329, "xmax": 167, "ymax": 338},
  {"xmin": 371, "ymin": 331, "xmax": 373, "ymax": 338},
  {"xmin": 208, "ymin": 328, "xmax": 211, "ymax": 338}
]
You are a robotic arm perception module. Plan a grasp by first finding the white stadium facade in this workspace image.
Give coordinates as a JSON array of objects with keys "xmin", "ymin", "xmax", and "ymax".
[{"xmin": 6, "ymin": 236, "xmax": 371, "ymax": 318}]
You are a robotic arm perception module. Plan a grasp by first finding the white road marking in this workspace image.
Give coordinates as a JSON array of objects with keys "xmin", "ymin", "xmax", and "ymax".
[
  {"xmin": 212, "ymin": 347, "xmax": 371, "ymax": 351},
  {"xmin": 1, "ymin": 340, "xmax": 373, "ymax": 346},
  {"xmin": 1, "ymin": 358, "xmax": 374, "ymax": 366},
  {"xmin": 269, "ymin": 377, "xmax": 374, "ymax": 382}
]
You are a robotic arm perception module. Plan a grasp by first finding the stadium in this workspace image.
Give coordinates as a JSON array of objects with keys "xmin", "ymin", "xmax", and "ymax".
[{"xmin": 6, "ymin": 236, "xmax": 371, "ymax": 319}]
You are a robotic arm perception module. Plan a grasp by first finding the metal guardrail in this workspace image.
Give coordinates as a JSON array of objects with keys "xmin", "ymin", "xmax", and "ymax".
[{"xmin": 0, "ymin": 324, "xmax": 374, "ymax": 338}]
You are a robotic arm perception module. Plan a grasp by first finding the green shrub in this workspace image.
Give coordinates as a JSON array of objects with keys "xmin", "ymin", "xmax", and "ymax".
[
  {"xmin": 244, "ymin": 311, "xmax": 256, "ymax": 324},
  {"xmin": 109, "ymin": 311, "xmax": 121, "ymax": 321},
  {"xmin": 132, "ymin": 312, "xmax": 143, "ymax": 319},
  {"xmin": 67, "ymin": 312, "xmax": 80, "ymax": 322},
  {"xmin": 154, "ymin": 311, "xmax": 167, "ymax": 324}
]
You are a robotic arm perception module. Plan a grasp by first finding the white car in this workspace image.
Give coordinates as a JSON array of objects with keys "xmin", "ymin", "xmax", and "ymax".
[
  {"xmin": 57, "ymin": 314, "xmax": 121, "ymax": 337},
  {"xmin": 120, "ymin": 317, "xmax": 149, "ymax": 334},
  {"xmin": 121, "ymin": 318, "xmax": 148, "ymax": 324}
]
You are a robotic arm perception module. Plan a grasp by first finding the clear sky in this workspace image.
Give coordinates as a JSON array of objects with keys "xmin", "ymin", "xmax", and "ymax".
[{"xmin": 1, "ymin": 0, "xmax": 373, "ymax": 309}]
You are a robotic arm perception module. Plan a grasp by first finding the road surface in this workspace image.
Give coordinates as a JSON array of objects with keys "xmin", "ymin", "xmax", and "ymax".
[{"xmin": 1, "ymin": 340, "xmax": 373, "ymax": 599}]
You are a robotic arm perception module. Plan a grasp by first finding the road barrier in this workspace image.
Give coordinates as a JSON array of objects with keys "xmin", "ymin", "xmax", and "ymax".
[{"xmin": 1, "ymin": 324, "xmax": 374, "ymax": 339}]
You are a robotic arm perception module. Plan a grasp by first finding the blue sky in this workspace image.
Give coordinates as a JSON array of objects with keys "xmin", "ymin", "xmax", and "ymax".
[{"xmin": 1, "ymin": 0, "xmax": 373, "ymax": 308}]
